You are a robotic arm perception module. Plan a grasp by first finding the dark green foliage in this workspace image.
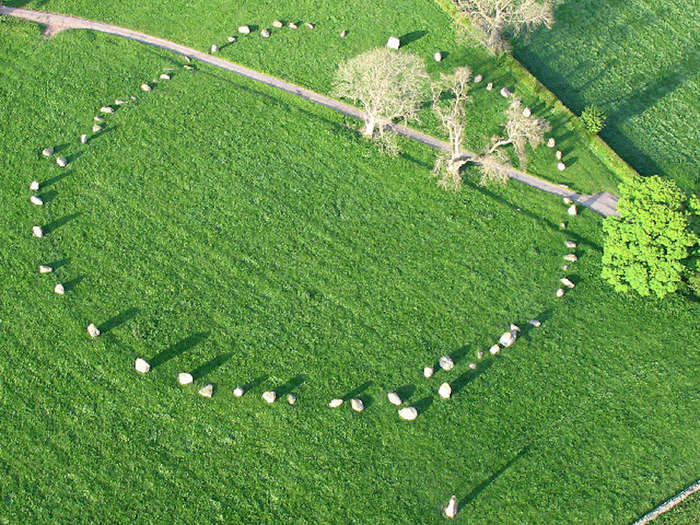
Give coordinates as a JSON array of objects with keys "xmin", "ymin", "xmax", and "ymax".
[
  {"xmin": 580, "ymin": 104, "xmax": 606, "ymax": 135},
  {"xmin": 602, "ymin": 176, "xmax": 699, "ymax": 298}
]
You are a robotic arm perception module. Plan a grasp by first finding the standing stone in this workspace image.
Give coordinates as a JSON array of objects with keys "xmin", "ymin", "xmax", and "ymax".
[
  {"xmin": 474, "ymin": 74, "xmax": 482, "ymax": 83},
  {"xmin": 92, "ymin": 124, "xmax": 102, "ymax": 133},
  {"xmin": 563, "ymin": 197, "xmax": 573, "ymax": 205},
  {"xmin": 210, "ymin": 44, "xmax": 218, "ymax": 53},
  {"xmin": 288, "ymin": 22, "xmax": 298, "ymax": 29},
  {"xmin": 262, "ymin": 390, "xmax": 276, "ymax": 403},
  {"xmin": 183, "ymin": 64, "xmax": 194, "ymax": 70},
  {"xmin": 477, "ymin": 350, "xmax": 484, "ymax": 359},
  {"xmin": 305, "ymin": 22, "xmax": 315, "ymax": 29},
  {"xmin": 42, "ymin": 146, "xmax": 54, "ymax": 157},
  {"xmin": 238, "ymin": 25, "xmax": 251, "ymax": 34},
  {"xmin": 350, "ymin": 398, "xmax": 364, "ymax": 412},
  {"xmin": 340, "ymin": 30, "xmax": 347, "ymax": 37},
  {"xmin": 54, "ymin": 283, "xmax": 65, "ymax": 295},
  {"xmin": 30, "ymin": 180, "xmax": 40, "ymax": 191},
  {"xmin": 134, "ymin": 358, "xmax": 151, "ymax": 374},
  {"xmin": 100, "ymin": 106, "xmax": 114, "ymax": 114},
  {"xmin": 272, "ymin": 20, "xmax": 283, "ymax": 28},
  {"xmin": 398, "ymin": 406, "xmax": 418, "ymax": 421},
  {"xmin": 556, "ymin": 150, "xmax": 563, "ymax": 160},
  {"xmin": 56, "ymin": 157, "xmax": 67, "ymax": 167},
  {"xmin": 522, "ymin": 107, "xmax": 532, "ymax": 117},
  {"xmin": 30, "ymin": 195, "xmax": 43, "ymax": 206},
  {"xmin": 499, "ymin": 330, "xmax": 517, "ymax": 347},
  {"xmin": 94, "ymin": 116, "xmax": 104, "ymax": 122},
  {"xmin": 444, "ymin": 495, "xmax": 458, "ymax": 519},
  {"xmin": 261, "ymin": 29, "xmax": 271, "ymax": 38},
  {"xmin": 184, "ymin": 56, "xmax": 191, "ymax": 62},
  {"xmin": 328, "ymin": 398, "xmax": 343, "ymax": 408},
  {"xmin": 556, "ymin": 288, "xmax": 565, "ymax": 298},
  {"xmin": 547, "ymin": 137, "xmax": 556, "ymax": 148},
  {"xmin": 439, "ymin": 355, "xmax": 454, "ymax": 371},
  {"xmin": 178, "ymin": 372, "xmax": 193, "ymax": 385},
  {"xmin": 423, "ymin": 366, "xmax": 434, "ymax": 378},
  {"xmin": 500, "ymin": 87, "xmax": 512, "ymax": 98},
  {"xmin": 468, "ymin": 363, "xmax": 477, "ymax": 370},
  {"xmin": 565, "ymin": 240, "xmax": 577, "ymax": 249},
  {"xmin": 159, "ymin": 73, "xmax": 171, "ymax": 80},
  {"xmin": 560, "ymin": 222, "xmax": 567, "ymax": 229},
  {"xmin": 114, "ymin": 99, "xmax": 126, "ymax": 105},
  {"xmin": 528, "ymin": 319, "xmax": 542, "ymax": 327},
  {"xmin": 32, "ymin": 226, "xmax": 43, "ymax": 237},
  {"xmin": 87, "ymin": 323, "xmax": 100, "ymax": 338},
  {"xmin": 438, "ymin": 382, "xmax": 452, "ymax": 399},
  {"xmin": 140, "ymin": 83, "xmax": 152, "ymax": 91},
  {"xmin": 563, "ymin": 253, "xmax": 578, "ymax": 262},
  {"xmin": 434, "ymin": 52, "xmax": 443, "ymax": 62},
  {"xmin": 80, "ymin": 134, "xmax": 88, "ymax": 144},
  {"xmin": 387, "ymin": 392, "xmax": 402, "ymax": 405},
  {"xmin": 227, "ymin": 36, "xmax": 236, "ymax": 42},
  {"xmin": 567, "ymin": 204, "xmax": 577, "ymax": 216},
  {"xmin": 386, "ymin": 36, "xmax": 400, "ymax": 50},
  {"xmin": 233, "ymin": 386, "xmax": 245, "ymax": 397},
  {"xmin": 562, "ymin": 264, "xmax": 569, "ymax": 271},
  {"xmin": 287, "ymin": 393, "xmax": 297, "ymax": 405},
  {"xmin": 486, "ymin": 82, "xmax": 493, "ymax": 91},
  {"xmin": 39, "ymin": 265, "xmax": 52, "ymax": 274},
  {"xmin": 489, "ymin": 344, "xmax": 500, "ymax": 355},
  {"xmin": 199, "ymin": 384, "xmax": 214, "ymax": 398},
  {"xmin": 557, "ymin": 162, "xmax": 566, "ymax": 171},
  {"xmin": 560, "ymin": 277, "xmax": 575, "ymax": 289}
]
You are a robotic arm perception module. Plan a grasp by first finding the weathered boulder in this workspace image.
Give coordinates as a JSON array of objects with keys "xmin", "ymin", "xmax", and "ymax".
[
  {"xmin": 398, "ymin": 406, "xmax": 418, "ymax": 420},
  {"xmin": 272, "ymin": 20, "xmax": 283, "ymax": 28},
  {"xmin": 30, "ymin": 180, "xmax": 40, "ymax": 191},
  {"xmin": 238, "ymin": 25, "xmax": 251, "ymax": 34},
  {"xmin": 42, "ymin": 146, "xmax": 54, "ymax": 157},
  {"xmin": 262, "ymin": 390, "xmax": 276, "ymax": 403},
  {"xmin": 567, "ymin": 204, "xmax": 577, "ymax": 216},
  {"xmin": 32, "ymin": 226, "xmax": 43, "ymax": 237},
  {"xmin": 547, "ymin": 137, "xmax": 556, "ymax": 148},
  {"xmin": 87, "ymin": 323, "xmax": 100, "ymax": 337},
  {"xmin": 92, "ymin": 124, "xmax": 102, "ymax": 133},
  {"xmin": 328, "ymin": 398, "xmax": 343, "ymax": 408},
  {"xmin": 386, "ymin": 36, "xmax": 400, "ymax": 49},
  {"xmin": 56, "ymin": 157, "xmax": 67, "ymax": 167},
  {"xmin": 30, "ymin": 195, "xmax": 43, "ymax": 206},
  {"xmin": 80, "ymin": 134, "xmax": 88, "ymax": 144},
  {"xmin": 522, "ymin": 107, "xmax": 532, "ymax": 117},
  {"xmin": 423, "ymin": 366, "xmax": 434, "ymax": 378},
  {"xmin": 100, "ymin": 106, "xmax": 114, "ymax": 114},
  {"xmin": 340, "ymin": 30, "xmax": 347, "ymax": 37},
  {"xmin": 140, "ymin": 83, "xmax": 151, "ymax": 91},
  {"xmin": 474, "ymin": 74, "xmax": 482, "ymax": 83},
  {"xmin": 159, "ymin": 73, "xmax": 171, "ymax": 80},
  {"xmin": 210, "ymin": 44, "xmax": 218, "ymax": 53},
  {"xmin": 178, "ymin": 372, "xmax": 193, "ymax": 385},
  {"xmin": 198, "ymin": 384, "xmax": 214, "ymax": 397},
  {"xmin": 444, "ymin": 495, "xmax": 458, "ymax": 519},
  {"xmin": 233, "ymin": 386, "xmax": 245, "ymax": 397},
  {"xmin": 486, "ymin": 82, "xmax": 493, "ymax": 91},
  {"xmin": 260, "ymin": 29, "xmax": 271, "ymax": 38},
  {"xmin": 288, "ymin": 22, "xmax": 298, "ymax": 29},
  {"xmin": 39, "ymin": 265, "xmax": 52, "ymax": 274},
  {"xmin": 556, "ymin": 288, "xmax": 565, "ymax": 298},
  {"xmin": 560, "ymin": 277, "xmax": 575, "ymax": 289},
  {"xmin": 563, "ymin": 253, "xmax": 578, "ymax": 262},
  {"xmin": 489, "ymin": 344, "xmax": 500, "ymax": 355},
  {"xmin": 350, "ymin": 398, "xmax": 364, "ymax": 412},
  {"xmin": 557, "ymin": 162, "xmax": 566, "ymax": 171},
  {"xmin": 305, "ymin": 22, "xmax": 315, "ymax": 29},
  {"xmin": 439, "ymin": 355, "xmax": 454, "ymax": 371},
  {"xmin": 387, "ymin": 392, "xmax": 402, "ymax": 405},
  {"xmin": 500, "ymin": 87, "xmax": 512, "ymax": 98},
  {"xmin": 556, "ymin": 150, "xmax": 562, "ymax": 160},
  {"xmin": 438, "ymin": 382, "xmax": 452, "ymax": 399},
  {"xmin": 134, "ymin": 358, "xmax": 150, "ymax": 374},
  {"xmin": 565, "ymin": 240, "xmax": 577, "ymax": 249},
  {"xmin": 468, "ymin": 363, "xmax": 476, "ymax": 370},
  {"xmin": 287, "ymin": 393, "xmax": 297, "ymax": 405},
  {"xmin": 434, "ymin": 52, "xmax": 443, "ymax": 62},
  {"xmin": 227, "ymin": 36, "xmax": 236, "ymax": 42},
  {"xmin": 54, "ymin": 283, "xmax": 65, "ymax": 295},
  {"xmin": 528, "ymin": 319, "xmax": 541, "ymax": 327}
]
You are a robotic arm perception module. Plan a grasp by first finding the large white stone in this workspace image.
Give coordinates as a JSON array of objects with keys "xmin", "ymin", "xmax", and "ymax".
[
  {"xmin": 262, "ymin": 390, "xmax": 276, "ymax": 403},
  {"xmin": 39, "ymin": 265, "xmax": 52, "ymax": 274},
  {"xmin": 444, "ymin": 495, "xmax": 458, "ymax": 519},
  {"xmin": 567, "ymin": 204, "xmax": 577, "ymax": 215},
  {"xmin": 500, "ymin": 87, "xmax": 512, "ymax": 98},
  {"xmin": 41, "ymin": 146, "xmax": 54, "ymax": 157},
  {"xmin": 565, "ymin": 240, "xmax": 577, "ymax": 249},
  {"xmin": 134, "ymin": 358, "xmax": 151, "ymax": 374},
  {"xmin": 560, "ymin": 277, "xmax": 575, "ymax": 289},
  {"xmin": 563, "ymin": 253, "xmax": 578, "ymax": 262},
  {"xmin": 350, "ymin": 398, "xmax": 364, "ymax": 412},
  {"xmin": 328, "ymin": 398, "xmax": 343, "ymax": 408},
  {"xmin": 386, "ymin": 36, "xmax": 400, "ymax": 49},
  {"xmin": 423, "ymin": 366, "xmax": 434, "ymax": 378},
  {"xmin": 100, "ymin": 106, "xmax": 114, "ymax": 114},
  {"xmin": 489, "ymin": 344, "xmax": 500, "ymax": 355},
  {"xmin": 272, "ymin": 20, "xmax": 283, "ymax": 28},
  {"xmin": 398, "ymin": 406, "xmax": 418, "ymax": 420},
  {"xmin": 439, "ymin": 355, "xmax": 454, "ymax": 371},
  {"xmin": 56, "ymin": 157, "xmax": 67, "ymax": 167},
  {"xmin": 387, "ymin": 392, "xmax": 402, "ymax": 405},
  {"xmin": 178, "ymin": 372, "xmax": 193, "ymax": 385},
  {"xmin": 87, "ymin": 323, "xmax": 100, "ymax": 338},
  {"xmin": 558, "ymin": 162, "xmax": 567, "ymax": 172},
  {"xmin": 556, "ymin": 150, "xmax": 563, "ymax": 160},
  {"xmin": 54, "ymin": 283, "xmax": 65, "ymax": 295},
  {"xmin": 556, "ymin": 288, "xmax": 565, "ymax": 298},
  {"xmin": 438, "ymin": 382, "xmax": 452, "ymax": 399},
  {"xmin": 30, "ymin": 180, "xmax": 40, "ymax": 191},
  {"xmin": 210, "ymin": 44, "xmax": 218, "ymax": 53},
  {"xmin": 287, "ymin": 393, "xmax": 297, "ymax": 405},
  {"xmin": 474, "ymin": 74, "xmax": 482, "ymax": 83},
  {"xmin": 199, "ymin": 384, "xmax": 214, "ymax": 397},
  {"xmin": 233, "ymin": 386, "xmax": 245, "ymax": 397},
  {"xmin": 238, "ymin": 25, "xmax": 251, "ymax": 34},
  {"xmin": 434, "ymin": 52, "xmax": 443, "ymax": 62},
  {"xmin": 30, "ymin": 195, "xmax": 43, "ymax": 206},
  {"xmin": 499, "ymin": 330, "xmax": 517, "ymax": 347},
  {"xmin": 140, "ymin": 83, "xmax": 152, "ymax": 92},
  {"xmin": 32, "ymin": 226, "xmax": 43, "ymax": 237}
]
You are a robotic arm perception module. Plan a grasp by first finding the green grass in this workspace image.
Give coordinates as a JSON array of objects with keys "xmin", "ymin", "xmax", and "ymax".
[
  {"xmin": 512, "ymin": 0, "xmax": 699, "ymax": 193},
  {"xmin": 1, "ymin": 17, "xmax": 698, "ymax": 524},
  {"xmin": 7, "ymin": 0, "xmax": 627, "ymax": 194}
]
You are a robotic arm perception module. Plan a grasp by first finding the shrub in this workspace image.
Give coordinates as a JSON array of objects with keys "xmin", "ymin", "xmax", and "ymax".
[
  {"xmin": 601, "ymin": 175, "xmax": 699, "ymax": 298},
  {"xmin": 580, "ymin": 104, "xmax": 606, "ymax": 135}
]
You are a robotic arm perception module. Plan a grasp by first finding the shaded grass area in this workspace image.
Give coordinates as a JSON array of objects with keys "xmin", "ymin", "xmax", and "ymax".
[
  {"xmin": 6, "ymin": 0, "xmax": 623, "ymax": 193},
  {"xmin": 512, "ymin": 0, "xmax": 699, "ymax": 192},
  {"xmin": 0, "ymin": 20, "xmax": 698, "ymax": 523}
]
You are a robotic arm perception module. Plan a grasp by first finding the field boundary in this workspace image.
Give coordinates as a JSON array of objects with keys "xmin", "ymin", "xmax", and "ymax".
[
  {"xmin": 432, "ymin": 0, "xmax": 640, "ymax": 185},
  {"xmin": 1, "ymin": 5, "xmax": 617, "ymax": 216}
]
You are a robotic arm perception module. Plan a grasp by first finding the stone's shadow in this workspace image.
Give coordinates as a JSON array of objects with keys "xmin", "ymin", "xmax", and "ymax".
[
  {"xmin": 517, "ymin": 308, "xmax": 554, "ymax": 342},
  {"xmin": 395, "ymin": 384, "xmax": 416, "ymax": 402},
  {"xmin": 39, "ymin": 189, "xmax": 58, "ymax": 204},
  {"xmin": 40, "ymin": 169, "xmax": 72, "ymax": 189},
  {"xmin": 242, "ymin": 375, "xmax": 269, "ymax": 391},
  {"xmin": 149, "ymin": 332, "xmax": 209, "ymax": 368},
  {"xmin": 413, "ymin": 396, "xmax": 433, "ymax": 415},
  {"xmin": 62, "ymin": 275, "xmax": 84, "ymax": 293},
  {"xmin": 65, "ymin": 150, "xmax": 84, "ymax": 164},
  {"xmin": 91, "ymin": 125, "xmax": 118, "ymax": 142},
  {"xmin": 274, "ymin": 373, "xmax": 307, "ymax": 397},
  {"xmin": 458, "ymin": 446, "xmax": 530, "ymax": 512},
  {"xmin": 43, "ymin": 142, "xmax": 69, "ymax": 156},
  {"xmin": 450, "ymin": 344, "xmax": 471, "ymax": 365},
  {"xmin": 45, "ymin": 257, "xmax": 71, "ymax": 270},
  {"xmin": 191, "ymin": 353, "xmax": 232, "ymax": 381},
  {"xmin": 43, "ymin": 213, "xmax": 81, "ymax": 235},
  {"xmin": 341, "ymin": 381, "xmax": 372, "ymax": 401},
  {"xmin": 98, "ymin": 307, "xmax": 139, "ymax": 334},
  {"xmin": 452, "ymin": 360, "xmax": 493, "ymax": 395},
  {"xmin": 400, "ymin": 30, "xmax": 427, "ymax": 47}
]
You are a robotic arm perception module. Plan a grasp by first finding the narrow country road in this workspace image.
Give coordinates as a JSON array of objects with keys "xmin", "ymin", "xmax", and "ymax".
[{"xmin": 1, "ymin": 6, "xmax": 619, "ymax": 216}]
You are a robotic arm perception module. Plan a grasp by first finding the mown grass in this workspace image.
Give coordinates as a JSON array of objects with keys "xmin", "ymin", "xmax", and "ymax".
[
  {"xmin": 7, "ymin": 0, "xmax": 625, "ymax": 194},
  {"xmin": 512, "ymin": 0, "xmax": 699, "ymax": 193},
  {"xmin": 1, "ymin": 18, "xmax": 698, "ymax": 524}
]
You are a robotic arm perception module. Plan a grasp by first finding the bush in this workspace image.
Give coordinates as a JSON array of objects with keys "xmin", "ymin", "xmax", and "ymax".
[
  {"xmin": 580, "ymin": 104, "xmax": 607, "ymax": 135},
  {"xmin": 601, "ymin": 175, "xmax": 699, "ymax": 299}
]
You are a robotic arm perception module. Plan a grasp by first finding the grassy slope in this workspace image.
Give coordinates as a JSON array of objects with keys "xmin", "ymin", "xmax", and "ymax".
[
  {"xmin": 1, "ymin": 19, "xmax": 698, "ymax": 524},
  {"xmin": 8, "ymin": 0, "xmax": 622, "ymax": 194},
  {"xmin": 512, "ymin": 0, "xmax": 700, "ymax": 193}
]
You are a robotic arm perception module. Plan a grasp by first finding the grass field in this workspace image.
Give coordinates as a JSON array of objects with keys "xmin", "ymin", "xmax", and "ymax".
[
  {"xmin": 6, "ymin": 0, "xmax": 628, "ymax": 195},
  {"xmin": 0, "ymin": 18, "xmax": 698, "ymax": 523},
  {"xmin": 512, "ymin": 0, "xmax": 700, "ymax": 193}
]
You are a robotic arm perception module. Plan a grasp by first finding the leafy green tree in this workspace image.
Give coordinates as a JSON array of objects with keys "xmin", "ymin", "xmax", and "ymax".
[
  {"xmin": 580, "ymin": 104, "xmax": 606, "ymax": 134},
  {"xmin": 602, "ymin": 175, "xmax": 699, "ymax": 298}
]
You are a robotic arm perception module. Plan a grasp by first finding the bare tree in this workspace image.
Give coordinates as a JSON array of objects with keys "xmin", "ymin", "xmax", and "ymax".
[
  {"xmin": 431, "ymin": 67, "xmax": 473, "ymax": 190},
  {"xmin": 454, "ymin": 0, "xmax": 555, "ymax": 54},
  {"xmin": 487, "ymin": 98, "xmax": 550, "ymax": 169},
  {"xmin": 332, "ymin": 48, "xmax": 428, "ymax": 153},
  {"xmin": 476, "ymin": 149, "xmax": 510, "ymax": 186}
]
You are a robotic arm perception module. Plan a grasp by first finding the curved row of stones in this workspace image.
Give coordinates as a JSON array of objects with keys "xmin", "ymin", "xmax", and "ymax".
[{"xmin": 28, "ymin": 43, "xmax": 581, "ymax": 520}]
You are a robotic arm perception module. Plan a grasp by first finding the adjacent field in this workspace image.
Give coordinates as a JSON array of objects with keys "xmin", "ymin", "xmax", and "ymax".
[
  {"xmin": 0, "ymin": 19, "xmax": 698, "ymax": 523},
  {"xmin": 513, "ymin": 0, "xmax": 699, "ymax": 192},
  {"xmin": 6, "ymin": 0, "xmax": 626, "ymax": 194}
]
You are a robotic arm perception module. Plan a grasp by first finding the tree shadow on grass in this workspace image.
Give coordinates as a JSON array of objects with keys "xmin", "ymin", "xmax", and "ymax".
[
  {"xmin": 191, "ymin": 353, "xmax": 233, "ymax": 381},
  {"xmin": 98, "ymin": 307, "xmax": 139, "ymax": 334},
  {"xmin": 43, "ymin": 213, "xmax": 81, "ymax": 235},
  {"xmin": 149, "ymin": 332, "xmax": 208, "ymax": 368}
]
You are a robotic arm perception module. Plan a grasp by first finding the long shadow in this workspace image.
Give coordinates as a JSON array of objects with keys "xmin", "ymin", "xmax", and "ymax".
[
  {"xmin": 450, "ymin": 344, "xmax": 471, "ymax": 365},
  {"xmin": 341, "ymin": 381, "xmax": 372, "ymax": 401},
  {"xmin": 91, "ymin": 125, "xmax": 118, "ymax": 143},
  {"xmin": 517, "ymin": 308, "xmax": 554, "ymax": 342},
  {"xmin": 413, "ymin": 396, "xmax": 433, "ymax": 415},
  {"xmin": 395, "ymin": 384, "xmax": 416, "ymax": 402},
  {"xmin": 149, "ymin": 332, "xmax": 209, "ymax": 368},
  {"xmin": 452, "ymin": 360, "xmax": 493, "ymax": 395},
  {"xmin": 62, "ymin": 275, "xmax": 84, "ymax": 293},
  {"xmin": 40, "ymin": 169, "xmax": 72, "ymax": 189},
  {"xmin": 242, "ymin": 374, "xmax": 269, "ymax": 391},
  {"xmin": 191, "ymin": 353, "xmax": 232, "ymax": 381},
  {"xmin": 66, "ymin": 150, "xmax": 84, "ymax": 164},
  {"xmin": 45, "ymin": 257, "xmax": 71, "ymax": 270},
  {"xmin": 274, "ymin": 374, "xmax": 307, "ymax": 397},
  {"xmin": 98, "ymin": 307, "xmax": 139, "ymax": 334},
  {"xmin": 458, "ymin": 446, "xmax": 530, "ymax": 510},
  {"xmin": 43, "ymin": 213, "xmax": 81, "ymax": 235},
  {"xmin": 400, "ymin": 30, "xmax": 427, "ymax": 47},
  {"xmin": 38, "ymin": 189, "xmax": 58, "ymax": 205}
]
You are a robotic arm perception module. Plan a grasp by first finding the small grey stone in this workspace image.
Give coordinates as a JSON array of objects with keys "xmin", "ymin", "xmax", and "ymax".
[
  {"xmin": 261, "ymin": 29, "xmax": 270, "ymax": 38},
  {"xmin": 477, "ymin": 350, "xmax": 484, "ymax": 359},
  {"xmin": 114, "ymin": 99, "xmax": 127, "ymax": 105},
  {"xmin": 159, "ymin": 73, "xmax": 171, "ymax": 80},
  {"xmin": 468, "ymin": 363, "xmax": 476, "ymax": 370},
  {"xmin": 184, "ymin": 64, "xmax": 194, "ymax": 70},
  {"xmin": 528, "ymin": 319, "xmax": 541, "ymax": 327},
  {"xmin": 560, "ymin": 222, "xmax": 567, "ymax": 229}
]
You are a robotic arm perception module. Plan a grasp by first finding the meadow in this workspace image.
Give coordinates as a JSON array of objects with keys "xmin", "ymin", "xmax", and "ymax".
[
  {"xmin": 512, "ymin": 0, "xmax": 699, "ymax": 193},
  {"xmin": 0, "ymin": 17, "xmax": 698, "ymax": 523},
  {"xmin": 6, "ymin": 0, "xmax": 628, "ymax": 195}
]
